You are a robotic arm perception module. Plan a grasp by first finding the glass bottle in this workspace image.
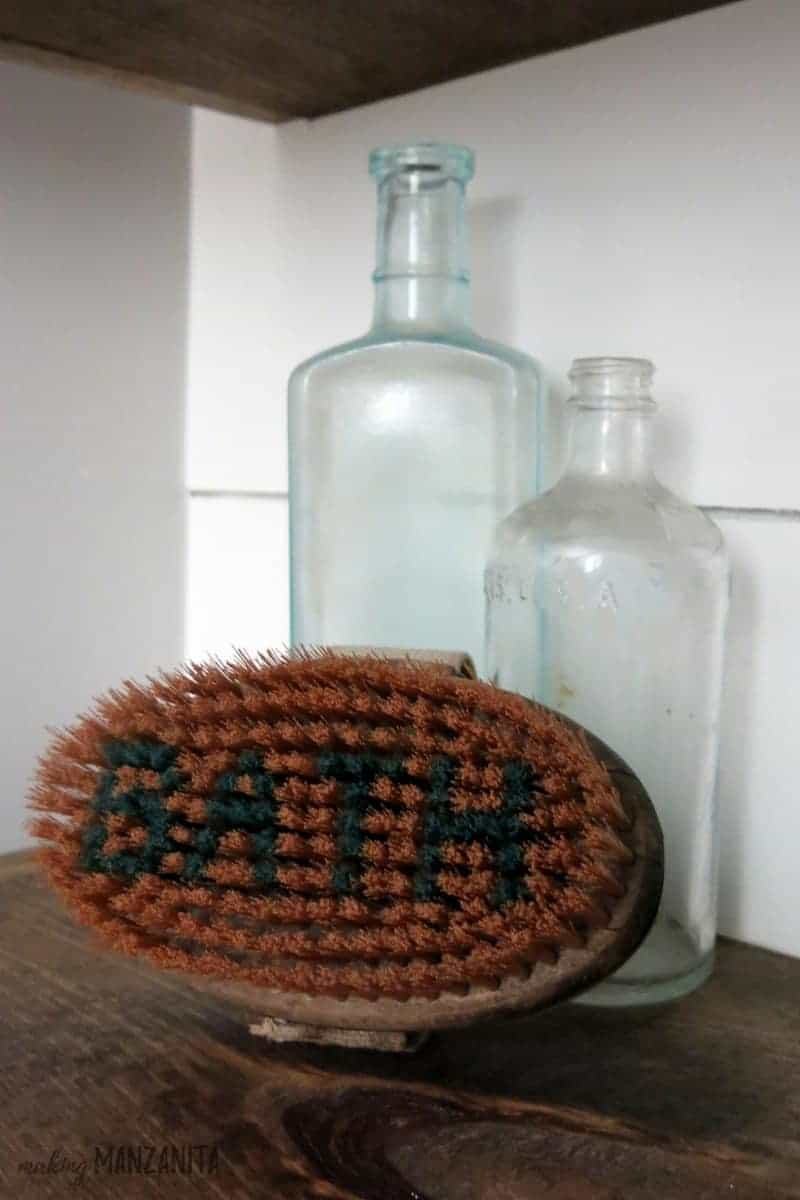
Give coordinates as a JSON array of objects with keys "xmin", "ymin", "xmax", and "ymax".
[
  {"xmin": 288, "ymin": 142, "xmax": 541, "ymax": 674},
  {"xmin": 486, "ymin": 357, "xmax": 730, "ymax": 1004}
]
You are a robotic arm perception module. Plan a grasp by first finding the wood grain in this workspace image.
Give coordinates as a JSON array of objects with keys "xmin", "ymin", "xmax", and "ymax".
[
  {"xmin": 0, "ymin": 1, "xmax": 733, "ymax": 122},
  {"xmin": 1, "ymin": 853, "xmax": 798, "ymax": 1197}
]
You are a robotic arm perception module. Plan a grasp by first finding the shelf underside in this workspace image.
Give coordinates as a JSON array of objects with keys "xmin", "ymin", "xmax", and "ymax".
[{"xmin": 1, "ymin": 1, "xmax": 733, "ymax": 122}]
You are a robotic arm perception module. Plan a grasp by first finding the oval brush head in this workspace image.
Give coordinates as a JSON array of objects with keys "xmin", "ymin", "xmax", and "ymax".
[{"xmin": 30, "ymin": 651, "xmax": 662, "ymax": 1031}]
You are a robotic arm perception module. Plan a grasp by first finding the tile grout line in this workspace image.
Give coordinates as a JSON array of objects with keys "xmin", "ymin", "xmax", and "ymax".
[
  {"xmin": 702, "ymin": 506, "xmax": 800, "ymax": 522},
  {"xmin": 189, "ymin": 488, "xmax": 289, "ymax": 501},
  {"xmin": 189, "ymin": 492, "xmax": 800, "ymax": 522}
]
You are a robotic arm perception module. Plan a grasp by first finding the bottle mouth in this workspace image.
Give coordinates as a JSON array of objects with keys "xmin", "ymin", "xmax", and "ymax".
[
  {"xmin": 369, "ymin": 142, "xmax": 475, "ymax": 185},
  {"xmin": 568, "ymin": 357, "xmax": 655, "ymax": 406}
]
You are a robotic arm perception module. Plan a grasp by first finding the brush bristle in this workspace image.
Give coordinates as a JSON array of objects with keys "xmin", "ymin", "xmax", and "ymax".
[{"xmin": 30, "ymin": 650, "xmax": 636, "ymax": 1001}]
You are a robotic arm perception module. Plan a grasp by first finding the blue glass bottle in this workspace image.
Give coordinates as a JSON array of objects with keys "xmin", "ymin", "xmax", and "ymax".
[{"xmin": 288, "ymin": 143, "xmax": 541, "ymax": 672}]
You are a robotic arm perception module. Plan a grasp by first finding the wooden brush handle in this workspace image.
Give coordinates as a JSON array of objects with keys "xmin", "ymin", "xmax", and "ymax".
[{"xmin": 326, "ymin": 646, "xmax": 476, "ymax": 679}]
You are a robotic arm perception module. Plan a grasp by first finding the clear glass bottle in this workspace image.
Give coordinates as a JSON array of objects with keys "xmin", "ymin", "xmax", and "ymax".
[
  {"xmin": 288, "ymin": 142, "xmax": 541, "ymax": 674},
  {"xmin": 486, "ymin": 357, "xmax": 729, "ymax": 1004}
]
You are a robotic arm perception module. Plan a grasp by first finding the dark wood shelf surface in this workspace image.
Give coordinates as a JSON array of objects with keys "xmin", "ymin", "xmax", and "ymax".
[
  {"xmin": 1, "ymin": 852, "xmax": 798, "ymax": 1197},
  {"xmin": 1, "ymin": 2, "xmax": 733, "ymax": 122}
]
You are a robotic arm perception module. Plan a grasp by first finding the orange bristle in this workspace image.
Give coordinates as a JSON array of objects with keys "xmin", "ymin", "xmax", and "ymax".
[{"xmin": 30, "ymin": 650, "xmax": 639, "ymax": 1002}]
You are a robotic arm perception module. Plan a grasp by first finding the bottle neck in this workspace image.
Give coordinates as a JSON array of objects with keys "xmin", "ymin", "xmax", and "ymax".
[
  {"xmin": 371, "ymin": 172, "xmax": 471, "ymax": 334},
  {"xmin": 564, "ymin": 404, "xmax": 657, "ymax": 482},
  {"xmin": 562, "ymin": 358, "xmax": 657, "ymax": 483}
]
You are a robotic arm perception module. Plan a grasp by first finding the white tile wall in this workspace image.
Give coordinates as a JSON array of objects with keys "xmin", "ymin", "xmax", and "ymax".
[
  {"xmin": 186, "ymin": 0, "xmax": 800, "ymax": 956},
  {"xmin": 187, "ymin": 119, "xmax": 291, "ymax": 495},
  {"xmin": 715, "ymin": 514, "xmax": 800, "ymax": 956},
  {"xmin": 187, "ymin": 495, "xmax": 289, "ymax": 662}
]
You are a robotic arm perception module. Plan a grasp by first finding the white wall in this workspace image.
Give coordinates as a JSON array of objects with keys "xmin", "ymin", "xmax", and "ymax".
[
  {"xmin": 187, "ymin": 0, "xmax": 800, "ymax": 956},
  {"xmin": 1, "ymin": 62, "xmax": 189, "ymax": 852}
]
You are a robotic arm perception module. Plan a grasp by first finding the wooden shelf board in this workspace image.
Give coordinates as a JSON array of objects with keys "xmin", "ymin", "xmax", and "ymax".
[
  {"xmin": 1, "ymin": 852, "xmax": 798, "ymax": 1197},
  {"xmin": 1, "ymin": 2, "xmax": 734, "ymax": 122}
]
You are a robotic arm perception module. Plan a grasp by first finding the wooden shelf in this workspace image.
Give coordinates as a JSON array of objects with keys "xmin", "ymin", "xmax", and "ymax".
[
  {"xmin": 1, "ymin": 2, "xmax": 732, "ymax": 122},
  {"xmin": 1, "ymin": 851, "xmax": 797, "ymax": 1197}
]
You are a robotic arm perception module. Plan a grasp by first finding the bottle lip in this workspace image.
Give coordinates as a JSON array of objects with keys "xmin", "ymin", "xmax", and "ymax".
[
  {"xmin": 569, "ymin": 356, "xmax": 654, "ymax": 382},
  {"xmin": 568, "ymin": 356, "xmax": 656, "ymax": 406},
  {"xmin": 369, "ymin": 142, "xmax": 475, "ymax": 183}
]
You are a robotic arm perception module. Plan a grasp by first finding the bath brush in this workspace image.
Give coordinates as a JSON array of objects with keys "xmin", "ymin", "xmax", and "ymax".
[{"xmin": 30, "ymin": 649, "xmax": 662, "ymax": 1044}]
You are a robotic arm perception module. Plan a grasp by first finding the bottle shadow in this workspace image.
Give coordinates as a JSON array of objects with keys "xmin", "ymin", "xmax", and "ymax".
[
  {"xmin": 469, "ymin": 195, "xmax": 524, "ymax": 346},
  {"xmin": 713, "ymin": 521, "xmax": 758, "ymax": 943},
  {"xmin": 470, "ymin": 192, "xmax": 567, "ymax": 490},
  {"xmin": 431, "ymin": 980, "xmax": 775, "ymax": 1144}
]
